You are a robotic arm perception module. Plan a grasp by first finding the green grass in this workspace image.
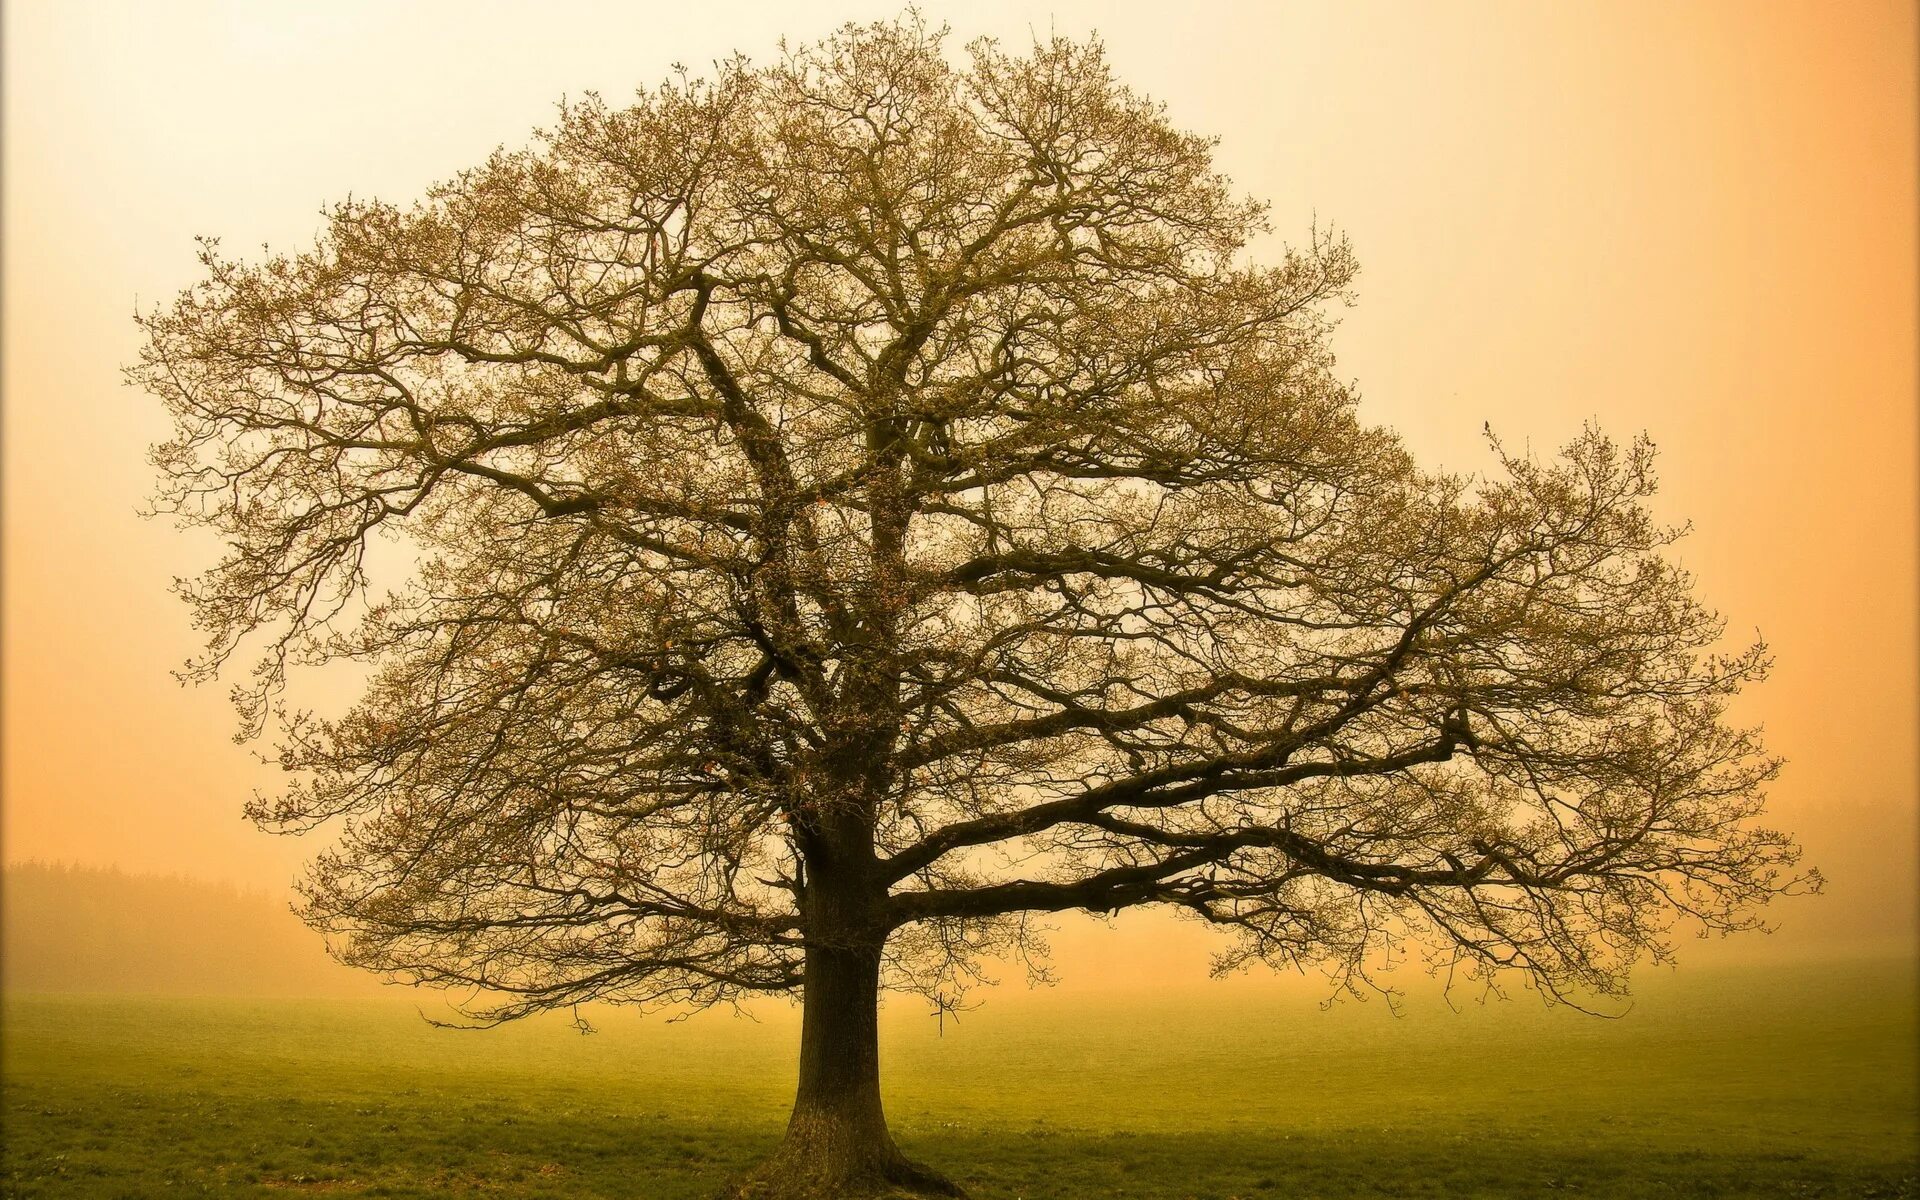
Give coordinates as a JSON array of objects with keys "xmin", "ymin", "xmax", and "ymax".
[{"xmin": 3, "ymin": 958, "xmax": 1915, "ymax": 1198}]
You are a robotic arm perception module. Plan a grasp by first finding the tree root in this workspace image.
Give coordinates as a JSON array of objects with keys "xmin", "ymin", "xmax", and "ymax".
[{"xmin": 716, "ymin": 1150, "xmax": 967, "ymax": 1200}]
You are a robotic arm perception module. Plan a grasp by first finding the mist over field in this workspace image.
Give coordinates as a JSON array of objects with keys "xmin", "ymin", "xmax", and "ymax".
[
  {"xmin": 0, "ymin": 863, "xmax": 379, "ymax": 997},
  {"xmin": 3, "ymin": 0, "xmax": 1916, "ymax": 1196},
  {"xmin": 11, "ymin": 861, "xmax": 1897, "ymax": 1008},
  {"xmin": 3, "ymin": 862, "xmax": 1915, "ymax": 1197}
]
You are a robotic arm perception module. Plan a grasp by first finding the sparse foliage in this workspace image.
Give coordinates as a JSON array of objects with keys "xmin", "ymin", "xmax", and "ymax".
[{"xmin": 135, "ymin": 18, "xmax": 1810, "ymax": 1197}]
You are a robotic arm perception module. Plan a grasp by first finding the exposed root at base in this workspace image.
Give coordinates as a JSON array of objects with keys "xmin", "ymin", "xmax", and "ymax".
[{"xmin": 716, "ymin": 1152, "xmax": 967, "ymax": 1200}]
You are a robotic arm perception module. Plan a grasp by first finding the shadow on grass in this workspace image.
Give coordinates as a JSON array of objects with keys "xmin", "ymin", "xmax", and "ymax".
[
  {"xmin": 4, "ymin": 1086, "xmax": 1914, "ymax": 1200},
  {"xmin": 923, "ymin": 1127, "xmax": 1918, "ymax": 1200}
]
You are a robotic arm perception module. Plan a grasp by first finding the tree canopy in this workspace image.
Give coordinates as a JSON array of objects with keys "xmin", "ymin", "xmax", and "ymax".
[{"xmin": 135, "ymin": 17, "xmax": 1810, "ymax": 1196}]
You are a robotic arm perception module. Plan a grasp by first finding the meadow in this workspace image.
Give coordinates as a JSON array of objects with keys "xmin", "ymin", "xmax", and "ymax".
[{"xmin": 3, "ymin": 957, "xmax": 1914, "ymax": 1199}]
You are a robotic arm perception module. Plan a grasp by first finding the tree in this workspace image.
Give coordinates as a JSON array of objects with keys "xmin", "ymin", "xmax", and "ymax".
[{"xmin": 134, "ymin": 18, "xmax": 1811, "ymax": 1199}]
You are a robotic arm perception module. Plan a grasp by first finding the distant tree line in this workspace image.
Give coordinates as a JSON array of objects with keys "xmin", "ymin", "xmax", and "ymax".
[{"xmin": 0, "ymin": 863, "xmax": 375, "ymax": 996}]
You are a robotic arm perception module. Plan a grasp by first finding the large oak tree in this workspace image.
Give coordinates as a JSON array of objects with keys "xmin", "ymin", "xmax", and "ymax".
[{"xmin": 135, "ymin": 19, "xmax": 1810, "ymax": 1198}]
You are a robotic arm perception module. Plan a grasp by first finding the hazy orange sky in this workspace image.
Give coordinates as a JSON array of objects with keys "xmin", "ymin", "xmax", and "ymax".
[{"xmin": 5, "ymin": 1, "xmax": 1915, "ymax": 975}]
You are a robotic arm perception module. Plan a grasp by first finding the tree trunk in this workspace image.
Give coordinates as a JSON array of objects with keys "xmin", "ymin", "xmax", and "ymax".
[{"xmin": 718, "ymin": 939, "xmax": 965, "ymax": 1199}]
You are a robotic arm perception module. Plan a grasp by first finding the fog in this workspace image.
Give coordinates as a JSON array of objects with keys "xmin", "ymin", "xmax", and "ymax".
[{"xmin": 4, "ymin": 0, "xmax": 1915, "ymax": 987}]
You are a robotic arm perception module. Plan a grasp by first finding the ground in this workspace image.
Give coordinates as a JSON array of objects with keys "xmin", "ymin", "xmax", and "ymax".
[{"xmin": 1, "ymin": 958, "xmax": 1914, "ymax": 1198}]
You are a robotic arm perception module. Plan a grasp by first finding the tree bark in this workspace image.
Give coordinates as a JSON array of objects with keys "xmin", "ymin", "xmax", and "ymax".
[{"xmin": 718, "ymin": 938, "xmax": 965, "ymax": 1199}]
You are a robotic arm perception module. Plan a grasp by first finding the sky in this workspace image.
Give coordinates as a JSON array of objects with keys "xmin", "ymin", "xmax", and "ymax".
[{"xmin": 4, "ymin": 0, "xmax": 1916, "ymax": 984}]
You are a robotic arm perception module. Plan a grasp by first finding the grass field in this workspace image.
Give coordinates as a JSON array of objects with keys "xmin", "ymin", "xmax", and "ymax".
[{"xmin": 3, "ymin": 957, "xmax": 1914, "ymax": 1198}]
